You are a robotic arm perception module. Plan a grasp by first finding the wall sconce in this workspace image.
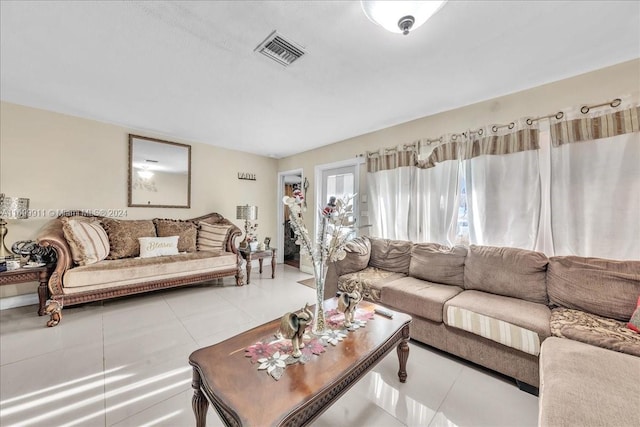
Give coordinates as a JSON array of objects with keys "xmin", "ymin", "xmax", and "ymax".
[
  {"xmin": 0, "ymin": 193, "xmax": 30, "ymax": 259},
  {"xmin": 236, "ymin": 205, "xmax": 258, "ymax": 248}
]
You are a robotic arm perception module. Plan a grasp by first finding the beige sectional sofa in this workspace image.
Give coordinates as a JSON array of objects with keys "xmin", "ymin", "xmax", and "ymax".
[
  {"xmin": 37, "ymin": 212, "xmax": 242, "ymax": 325},
  {"xmin": 325, "ymin": 237, "xmax": 640, "ymax": 424}
]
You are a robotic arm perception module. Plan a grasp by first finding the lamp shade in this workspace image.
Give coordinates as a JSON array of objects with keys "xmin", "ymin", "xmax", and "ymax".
[
  {"xmin": 0, "ymin": 194, "xmax": 29, "ymax": 219},
  {"xmin": 361, "ymin": 0, "xmax": 447, "ymax": 35},
  {"xmin": 236, "ymin": 205, "xmax": 258, "ymax": 221}
]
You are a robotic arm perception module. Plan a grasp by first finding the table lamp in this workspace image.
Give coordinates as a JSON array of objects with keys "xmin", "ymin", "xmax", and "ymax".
[
  {"xmin": 0, "ymin": 193, "xmax": 30, "ymax": 259},
  {"xmin": 236, "ymin": 205, "xmax": 258, "ymax": 249}
]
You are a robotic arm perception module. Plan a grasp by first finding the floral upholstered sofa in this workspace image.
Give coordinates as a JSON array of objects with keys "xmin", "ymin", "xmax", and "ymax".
[
  {"xmin": 325, "ymin": 237, "xmax": 640, "ymax": 425},
  {"xmin": 36, "ymin": 212, "xmax": 242, "ymax": 326}
]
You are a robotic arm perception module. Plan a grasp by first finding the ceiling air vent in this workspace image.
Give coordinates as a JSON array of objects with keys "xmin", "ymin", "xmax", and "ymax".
[{"xmin": 255, "ymin": 31, "xmax": 305, "ymax": 66}]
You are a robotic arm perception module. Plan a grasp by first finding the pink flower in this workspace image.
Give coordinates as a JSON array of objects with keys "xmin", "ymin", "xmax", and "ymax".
[
  {"xmin": 245, "ymin": 341, "xmax": 274, "ymax": 363},
  {"xmin": 302, "ymin": 338, "xmax": 326, "ymax": 356}
]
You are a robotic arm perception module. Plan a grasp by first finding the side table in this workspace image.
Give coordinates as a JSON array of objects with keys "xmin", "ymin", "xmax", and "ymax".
[
  {"xmin": 0, "ymin": 265, "xmax": 53, "ymax": 316},
  {"xmin": 238, "ymin": 248, "xmax": 276, "ymax": 284}
]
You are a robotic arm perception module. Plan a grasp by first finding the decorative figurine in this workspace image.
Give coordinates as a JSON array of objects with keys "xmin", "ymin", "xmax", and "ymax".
[
  {"xmin": 279, "ymin": 303, "xmax": 313, "ymax": 357},
  {"xmin": 336, "ymin": 290, "xmax": 363, "ymax": 328},
  {"xmin": 44, "ymin": 300, "xmax": 63, "ymax": 327}
]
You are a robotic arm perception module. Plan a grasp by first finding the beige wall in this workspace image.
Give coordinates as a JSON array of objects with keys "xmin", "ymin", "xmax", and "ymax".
[
  {"xmin": 0, "ymin": 102, "xmax": 277, "ymax": 297},
  {"xmin": 277, "ymin": 59, "xmax": 640, "ymax": 270}
]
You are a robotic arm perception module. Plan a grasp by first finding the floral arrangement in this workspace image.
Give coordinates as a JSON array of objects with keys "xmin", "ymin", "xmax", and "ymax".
[{"xmin": 282, "ymin": 193, "xmax": 356, "ymax": 333}]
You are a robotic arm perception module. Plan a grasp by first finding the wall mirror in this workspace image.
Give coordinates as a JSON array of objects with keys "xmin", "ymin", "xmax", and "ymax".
[{"xmin": 128, "ymin": 134, "xmax": 191, "ymax": 208}]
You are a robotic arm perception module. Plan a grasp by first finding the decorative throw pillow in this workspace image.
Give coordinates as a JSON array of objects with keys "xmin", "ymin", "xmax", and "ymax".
[
  {"xmin": 138, "ymin": 236, "xmax": 179, "ymax": 258},
  {"xmin": 61, "ymin": 217, "xmax": 110, "ymax": 266},
  {"xmin": 101, "ymin": 218, "xmax": 156, "ymax": 259},
  {"xmin": 628, "ymin": 296, "xmax": 640, "ymax": 333},
  {"xmin": 197, "ymin": 222, "xmax": 231, "ymax": 252},
  {"xmin": 153, "ymin": 219, "xmax": 197, "ymax": 252}
]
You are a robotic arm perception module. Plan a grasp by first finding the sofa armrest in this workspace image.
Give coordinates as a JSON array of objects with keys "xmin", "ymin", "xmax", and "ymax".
[
  {"xmin": 36, "ymin": 219, "xmax": 73, "ymax": 297},
  {"xmin": 190, "ymin": 212, "xmax": 242, "ymax": 255},
  {"xmin": 323, "ymin": 237, "xmax": 372, "ymax": 299},
  {"xmin": 335, "ymin": 236, "xmax": 372, "ymax": 276}
]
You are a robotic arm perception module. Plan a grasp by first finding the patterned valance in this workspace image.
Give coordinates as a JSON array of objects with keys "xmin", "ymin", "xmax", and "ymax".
[
  {"xmin": 416, "ymin": 139, "xmax": 463, "ymax": 169},
  {"xmin": 463, "ymin": 121, "xmax": 540, "ymax": 160},
  {"xmin": 366, "ymin": 147, "xmax": 416, "ymax": 173},
  {"xmin": 550, "ymin": 106, "xmax": 640, "ymax": 147}
]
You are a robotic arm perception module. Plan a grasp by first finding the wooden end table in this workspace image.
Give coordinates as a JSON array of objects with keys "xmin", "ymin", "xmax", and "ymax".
[
  {"xmin": 189, "ymin": 299, "xmax": 411, "ymax": 426},
  {"xmin": 0, "ymin": 264, "xmax": 53, "ymax": 315},
  {"xmin": 238, "ymin": 247, "xmax": 276, "ymax": 284}
]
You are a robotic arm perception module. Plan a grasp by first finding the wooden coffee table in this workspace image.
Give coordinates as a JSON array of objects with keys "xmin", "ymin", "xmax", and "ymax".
[{"xmin": 189, "ymin": 299, "xmax": 411, "ymax": 427}]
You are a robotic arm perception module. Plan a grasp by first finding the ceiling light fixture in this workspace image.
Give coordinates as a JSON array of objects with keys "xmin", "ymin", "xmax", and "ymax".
[{"xmin": 361, "ymin": 0, "xmax": 448, "ymax": 35}]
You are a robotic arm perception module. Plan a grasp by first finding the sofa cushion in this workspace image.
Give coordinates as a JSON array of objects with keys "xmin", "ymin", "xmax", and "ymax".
[
  {"xmin": 101, "ymin": 218, "xmax": 156, "ymax": 259},
  {"xmin": 61, "ymin": 218, "xmax": 110, "ymax": 266},
  {"xmin": 63, "ymin": 251, "xmax": 236, "ymax": 291},
  {"xmin": 547, "ymin": 256, "xmax": 640, "ymax": 322},
  {"xmin": 464, "ymin": 245, "xmax": 548, "ymax": 304},
  {"xmin": 153, "ymin": 219, "xmax": 197, "ymax": 252},
  {"xmin": 197, "ymin": 222, "xmax": 231, "ymax": 252},
  {"xmin": 368, "ymin": 238, "xmax": 412, "ymax": 274},
  {"xmin": 444, "ymin": 290, "xmax": 551, "ymax": 356},
  {"xmin": 382, "ymin": 276, "xmax": 463, "ymax": 323},
  {"xmin": 139, "ymin": 236, "xmax": 179, "ymax": 258},
  {"xmin": 335, "ymin": 236, "xmax": 371, "ymax": 276},
  {"xmin": 539, "ymin": 337, "xmax": 640, "ymax": 427},
  {"xmin": 337, "ymin": 267, "xmax": 406, "ymax": 302},
  {"xmin": 409, "ymin": 243, "xmax": 467, "ymax": 287},
  {"xmin": 550, "ymin": 308, "xmax": 640, "ymax": 357}
]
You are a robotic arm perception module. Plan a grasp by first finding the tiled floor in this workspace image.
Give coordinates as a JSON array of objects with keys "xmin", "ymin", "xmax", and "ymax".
[{"xmin": 0, "ymin": 265, "xmax": 538, "ymax": 426}]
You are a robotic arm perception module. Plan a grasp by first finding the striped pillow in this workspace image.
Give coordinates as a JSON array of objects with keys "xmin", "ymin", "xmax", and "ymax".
[
  {"xmin": 197, "ymin": 222, "xmax": 231, "ymax": 252},
  {"xmin": 61, "ymin": 218, "xmax": 110, "ymax": 266}
]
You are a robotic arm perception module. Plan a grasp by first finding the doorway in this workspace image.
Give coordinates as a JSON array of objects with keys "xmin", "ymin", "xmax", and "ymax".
[
  {"xmin": 314, "ymin": 158, "xmax": 363, "ymax": 239},
  {"xmin": 276, "ymin": 169, "xmax": 303, "ymax": 268}
]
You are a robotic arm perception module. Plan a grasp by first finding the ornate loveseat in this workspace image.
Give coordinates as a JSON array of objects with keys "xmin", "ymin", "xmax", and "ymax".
[{"xmin": 36, "ymin": 212, "xmax": 242, "ymax": 326}]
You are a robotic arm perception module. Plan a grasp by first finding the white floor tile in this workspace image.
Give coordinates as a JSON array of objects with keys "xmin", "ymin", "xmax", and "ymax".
[
  {"xmin": 0, "ymin": 343, "xmax": 106, "ymax": 427},
  {"xmin": 110, "ymin": 389, "xmax": 224, "ymax": 427},
  {"xmin": 429, "ymin": 365, "xmax": 538, "ymax": 427}
]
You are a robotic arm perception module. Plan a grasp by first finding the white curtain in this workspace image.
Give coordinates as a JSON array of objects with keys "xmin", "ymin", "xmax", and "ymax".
[
  {"xmin": 550, "ymin": 105, "xmax": 640, "ymax": 259},
  {"xmin": 367, "ymin": 141, "xmax": 460, "ymax": 244},
  {"xmin": 368, "ymin": 166, "xmax": 414, "ymax": 240},
  {"xmin": 463, "ymin": 123, "xmax": 541, "ymax": 249},
  {"xmin": 411, "ymin": 141, "xmax": 460, "ymax": 245},
  {"xmin": 464, "ymin": 152, "xmax": 540, "ymax": 249}
]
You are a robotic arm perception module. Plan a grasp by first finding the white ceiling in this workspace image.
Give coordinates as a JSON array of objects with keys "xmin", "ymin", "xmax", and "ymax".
[{"xmin": 1, "ymin": 1, "xmax": 639, "ymax": 158}]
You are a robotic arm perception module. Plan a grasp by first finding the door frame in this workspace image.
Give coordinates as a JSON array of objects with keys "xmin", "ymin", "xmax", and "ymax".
[
  {"xmin": 314, "ymin": 157, "xmax": 365, "ymax": 240},
  {"xmin": 276, "ymin": 168, "xmax": 304, "ymax": 264}
]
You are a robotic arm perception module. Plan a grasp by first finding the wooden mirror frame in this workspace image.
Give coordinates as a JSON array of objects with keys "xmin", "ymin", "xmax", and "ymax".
[{"xmin": 128, "ymin": 134, "xmax": 192, "ymax": 208}]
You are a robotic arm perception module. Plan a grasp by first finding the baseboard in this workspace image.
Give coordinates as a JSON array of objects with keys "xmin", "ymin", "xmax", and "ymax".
[{"xmin": 0, "ymin": 293, "xmax": 38, "ymax": 311}]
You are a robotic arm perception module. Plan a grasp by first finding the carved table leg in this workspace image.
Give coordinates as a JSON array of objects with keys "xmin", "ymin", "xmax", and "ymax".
[
  {"xmin": 37, "ymin": 270, "xmax": 49, "ymax": 316},
  {"xmin": 259, "ymin": 258, "xmax": 264, "ymax": 274},
  {"xmin": 397, "ymin": 325, "xmax": 410, "ymax": 383},
  {"xmin": 271, "ymin": 251, "xmax": 276, "ymax": 279},
  {"xmin": 245, "ymin": 253, "xmax": 252, "ymax": 284},
  {"xmin": 192, "ymin": 368, "xmax": 209, "ymax": 427}
]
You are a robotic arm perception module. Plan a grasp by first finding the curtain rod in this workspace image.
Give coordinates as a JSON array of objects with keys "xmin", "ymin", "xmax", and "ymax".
[{"xmin": 360, "ymin": 97, "xmax": 624, "ymax": 157}]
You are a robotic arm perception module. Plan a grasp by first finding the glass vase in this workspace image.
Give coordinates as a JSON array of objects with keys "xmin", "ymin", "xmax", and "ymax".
[{"xmin": 312, "ymin": 262, "xmax": 327, "ymax": 335}]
